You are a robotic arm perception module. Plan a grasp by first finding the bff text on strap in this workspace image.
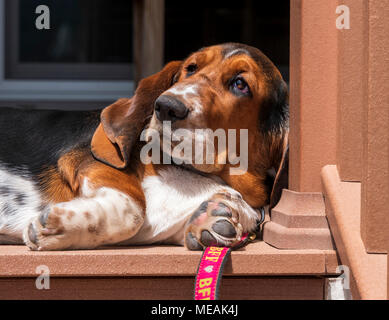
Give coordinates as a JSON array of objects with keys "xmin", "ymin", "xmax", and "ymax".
[{"xmin": 194, "ymin": 207, "xmax": 265, "ymax": 300}]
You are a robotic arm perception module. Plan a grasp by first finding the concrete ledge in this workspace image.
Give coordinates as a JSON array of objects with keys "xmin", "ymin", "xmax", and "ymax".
[
  {"xmin": 271, "ymin": 190, "xmax": 329, "ymax": 228},
  {"xmin": 263, "ymin": 189, "xmax": 335, "ymax": 250},
  {"xmin": 321, "ymin": 165, "xmax": 387, "ymax": 299},
  {"xmin": 0, "ymin": 241, "xmax": 339, "ymax": 277},
  {"xmin": 263, "ymin": 222, "xmax": 334, "ymax": 250}
]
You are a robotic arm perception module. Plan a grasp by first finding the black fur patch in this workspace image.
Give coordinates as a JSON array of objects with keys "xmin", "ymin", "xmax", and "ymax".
[
  {"xmin": 14, "ymin": 193, "xmax": 26, "ymax": 206},
  {"xmin": 0, "ymin": 108, "xmax": 101, "ymax": 179},
  {"xmin": 1, "ymin": 203, "xmax": 15, "ymax": 216},
  {"xmin": 0, "ymin": 186, "xmax": 10, "ymax": 195}
]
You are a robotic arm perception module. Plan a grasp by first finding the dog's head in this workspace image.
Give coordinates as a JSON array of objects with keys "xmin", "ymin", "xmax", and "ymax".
[{"xmin": 92, "ymin": 43, "xmax": 289, "ymax": 208}]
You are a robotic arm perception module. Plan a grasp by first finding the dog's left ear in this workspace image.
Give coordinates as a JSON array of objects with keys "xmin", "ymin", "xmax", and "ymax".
[
  {"xmin": 259, "ymin": 77, "xmax": 289, "ymax": 135},
  {"xmin": 265, "ymin": 76, "xmax": 289, "ymax": 210},
  {"xmin": 269, "ymin": 137, "xmax": 289, "ymax": 210},
  {"xmin": 91, "ymin": 61, "xmax": 182, "ymax": 169}
]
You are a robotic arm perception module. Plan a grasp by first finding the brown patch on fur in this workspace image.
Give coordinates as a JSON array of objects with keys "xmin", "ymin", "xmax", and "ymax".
[
  {"xmin": 39, "ymin": 167, "xmax": 76, "ymax": 203},
  {"xmin": 132, "ymin": 212, "xmax": 142, "ymax": 227},
  {"xmin": 67, "ymin": 211, "xmax": 75, "ymax": 220},
  {"xmin": 88, "ymin": 224, "xmax": 97, "ymax": 233},
  {"xmin": 47, "ymin": 212, "xmax": 62, "ymax": 228},
  {"xmin": 84, "ymin": 212, "xmax": 92, "ymax": 220},
  {"xmin": 88, "ymin": 217, "xmax": 106, "ymax": 235},
  {"xmin": 51, "ymin": 207, "xmax": 65, "ymax": 216},
  {"xmin": 78, "ymin": 159, "xmax": 146, "ymax": 211},
  {"xmin": 221, "ymin": 171, "xmax": 268, "ymax": 208},
  {"xmin": 57, "ymin": 149, "xmax": 89, "ymax": 191},
  {"xmin": 39, "ymin": 149, "xmax": 91, "ymax": 203}
]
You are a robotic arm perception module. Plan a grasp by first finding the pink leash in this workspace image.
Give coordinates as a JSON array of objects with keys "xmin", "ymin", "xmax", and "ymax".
[{"xmin": 194, "ymin": 208, "xmax": 265, "ymax": 300}]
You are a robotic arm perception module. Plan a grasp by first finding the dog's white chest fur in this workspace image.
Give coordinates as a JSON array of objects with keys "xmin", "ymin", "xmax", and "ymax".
[{"xmin": 122, "ymin": 166, "xmax": 227, "ymax": 245}]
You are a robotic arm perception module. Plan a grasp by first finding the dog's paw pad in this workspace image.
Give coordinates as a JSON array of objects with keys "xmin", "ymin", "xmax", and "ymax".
[
  {"xmin": 185, "ymin": 198, "xmax": 244, "ymax": 250},
  {"xmin": 212, "ymin": 220, "xmax": 236, "ymax": 238},
  {"xmin": 185, "ymin": 231, "xmax": 203, "ymax": 250},
  {"xmin": 200, "ymin": 230, "xmax": 220, "ymax": 246}
]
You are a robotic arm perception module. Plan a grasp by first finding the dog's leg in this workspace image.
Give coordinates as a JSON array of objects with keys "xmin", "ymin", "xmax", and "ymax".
[
  {"xmin": 184, "ymin": 189, "xmax": 260, "ymax": 250},
  {"xmin": 23, "ymin": 179, "xmax": 144, "ymax": 250}
]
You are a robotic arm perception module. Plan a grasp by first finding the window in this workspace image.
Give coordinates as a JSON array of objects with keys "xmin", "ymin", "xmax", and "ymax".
[{"xmin": 5, "ymin": 0, "xmax": 133, "ymax": 80}]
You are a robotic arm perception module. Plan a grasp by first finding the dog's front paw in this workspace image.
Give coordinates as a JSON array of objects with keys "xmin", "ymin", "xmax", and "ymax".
[
  {"xmin": 184, "ymin": 192, "xmax": 259, "ymax": 250},
  {"xmin": 23, "ymin": 204, "xmax": 78, "ymax": 250}
]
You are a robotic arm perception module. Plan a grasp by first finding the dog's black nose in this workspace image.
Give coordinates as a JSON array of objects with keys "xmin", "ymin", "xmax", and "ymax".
[{"xmin": 155, "ymin": 95, "xmax": 189, "ymax": 122}]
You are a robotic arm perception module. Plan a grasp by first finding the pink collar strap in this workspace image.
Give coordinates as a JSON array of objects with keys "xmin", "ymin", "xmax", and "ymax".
[
  {"xmin": 194, "ymin": 234, "xmax": 249, "ymax": 300},
  {"xmin": 194, "ymin": 207, "xmax": 265, "ymax": 300}
]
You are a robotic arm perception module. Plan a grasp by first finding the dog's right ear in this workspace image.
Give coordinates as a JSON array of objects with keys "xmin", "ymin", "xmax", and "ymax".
[{"xmin": 91, "ymin": 61, "xmax": 182, "ymax": 169}]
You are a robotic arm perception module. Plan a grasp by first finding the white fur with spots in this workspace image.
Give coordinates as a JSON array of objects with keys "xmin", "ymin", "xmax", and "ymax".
[
  {"xmin": 0, "ymin": 164, "xmax": 44, "ymax": 243},
  {"xmin": 24, "ymin": 179, "xmax": 144, "ymax": 250}
]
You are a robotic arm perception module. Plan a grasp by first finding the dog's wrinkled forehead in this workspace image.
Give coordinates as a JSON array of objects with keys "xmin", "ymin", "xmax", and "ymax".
[
  {"xmin": 221, "ymin": 44, "xmax": 251, "ymax": 59},
  {"xmin": 220, "ymin": 43, "xmax": 280, "ymax": 77},
  {"xmin": 193, "ymin": 43, "xmax": 259, "ymax": 65},
  {"xmin": 177, "ymin": 42, "xmax": 280, "ymax": 82}
]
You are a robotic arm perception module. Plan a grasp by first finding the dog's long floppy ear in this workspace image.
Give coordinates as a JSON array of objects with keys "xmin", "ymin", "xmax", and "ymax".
[
  {"xmin": 266, "ymin": 76, "xmax": 289, "ymax": 210},
  {"xmin": 91, "ymin": 61, "xmax": 182, "ymax": 169},
  {"xmin": 269, "ymin": 138, "xmax": 289, "ymax": 210}
]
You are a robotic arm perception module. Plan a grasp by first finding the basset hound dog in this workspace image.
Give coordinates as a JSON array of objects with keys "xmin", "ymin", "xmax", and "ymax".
[{"xmin": 0, "ymin": 43, "xmax": 288, "ymax": 251}]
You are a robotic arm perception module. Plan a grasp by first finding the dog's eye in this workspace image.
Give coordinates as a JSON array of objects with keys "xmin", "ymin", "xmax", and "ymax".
[
  {"xmin": 231, "ymin": 77, "xmax": 250, "ymax": 96},
  {"xmin": 185, "ymin": 63, "xmax": 197, "ymax": 76}
]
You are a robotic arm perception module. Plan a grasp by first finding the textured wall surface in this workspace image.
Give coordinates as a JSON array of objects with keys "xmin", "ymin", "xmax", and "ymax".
[
  {"xmin": 289, "ymin": 0, "xmax": 338, "ymax": 192},
  {"xmin": 360, "ymin": 0, "xmax": 389, "ymax": 253}
]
